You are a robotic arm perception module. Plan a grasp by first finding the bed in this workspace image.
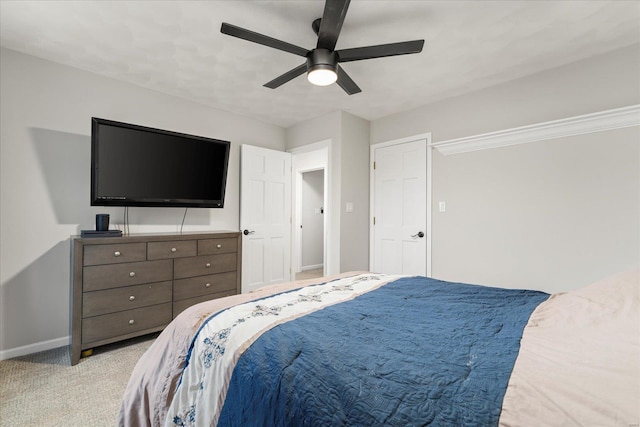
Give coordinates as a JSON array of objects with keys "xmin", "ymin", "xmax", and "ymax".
[{"xmin": 119, "ymin": 268, "xmax": 639, "ymax": 426}]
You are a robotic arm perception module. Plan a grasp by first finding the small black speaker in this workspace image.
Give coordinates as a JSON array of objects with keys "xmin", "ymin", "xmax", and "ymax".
[{"xmin": 96, "ymin": 213, "xmax": 110, "ymax": 231}]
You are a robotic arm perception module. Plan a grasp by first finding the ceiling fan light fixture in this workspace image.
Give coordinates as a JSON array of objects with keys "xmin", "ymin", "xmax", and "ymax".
[
  {"xmin": 306, "ymin": 48, "xmax": 338, "ymax": 86},
  {"xmin": 221, "ymin": 0, "xmax": 424, "ymax": 95},
  {"xmin": 307, "ymin": 65, "xmax": 337, "ymax": 86}
]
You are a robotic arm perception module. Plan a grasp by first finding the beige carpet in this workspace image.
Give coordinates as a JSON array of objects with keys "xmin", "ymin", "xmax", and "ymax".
[
  {"xmin": 295, "ymin": 268, "xmax": 323, "ymax": 280},
  {"xmin": 0, "ymin": 334, "xmax": 157, "ymax": 426}
]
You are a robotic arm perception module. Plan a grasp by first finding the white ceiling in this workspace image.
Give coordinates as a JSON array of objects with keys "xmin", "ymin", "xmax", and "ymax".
[{"xmin": 1, "ymin": 1, "xmax": 639, "ymax": 128}]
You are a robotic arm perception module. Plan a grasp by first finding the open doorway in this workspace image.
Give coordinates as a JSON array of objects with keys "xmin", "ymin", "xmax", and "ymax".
[
  {"xmin": 298, "ymin": 169, "xmax": 324, "ymax": 279},
  {"xmin": 290, "ymin": 141, "xmax": 330, "ymax": 280}
]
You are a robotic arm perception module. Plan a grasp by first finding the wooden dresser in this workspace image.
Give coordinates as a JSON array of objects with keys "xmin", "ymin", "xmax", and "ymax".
[{"xmin": 70, "ymin": 231, "xmax": 241, "ymax": 365}]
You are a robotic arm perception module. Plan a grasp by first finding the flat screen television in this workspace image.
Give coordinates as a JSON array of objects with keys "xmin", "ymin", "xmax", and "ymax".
[{"xmin": 91, "ymin": 118, "xmax": 230, "ymax": 208}]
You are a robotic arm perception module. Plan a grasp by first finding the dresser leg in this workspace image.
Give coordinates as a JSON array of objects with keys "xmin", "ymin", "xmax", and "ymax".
[{"xmin": 81, "ymin": 349, "xmax": 94, "ymax": 358}]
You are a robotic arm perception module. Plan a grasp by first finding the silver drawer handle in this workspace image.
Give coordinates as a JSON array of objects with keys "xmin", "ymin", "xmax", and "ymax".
[
  {"xmin": 129, "ymin": 271, "xmax": 136, "ymax": 277},
  {"xmin": 217, "ymin": 244, "xmax": 222, "ymax": 249},
  {"xmin": 205, "ymin": 283, "xmax": 211, "ymax": 288},
  {"xmin": 205, "ymin": 263, "xmax": 211, "ymax": 268},
  {"xmin": 171, "ymin": 247, "xmax": 177, "ymax": 253},
  {"xmin": 114, "ymin": 251, "xmax": 121, "ymax": 257},
  {"xmin": 129, "ymin": 295, "xmax": 135, "ymax": 301},
  {"xmin": 128, "ymin": 319, "xmax": 135, "ymax": 325}
]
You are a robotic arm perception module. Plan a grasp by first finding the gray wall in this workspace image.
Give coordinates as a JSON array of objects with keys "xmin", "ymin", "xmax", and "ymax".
[
  {"xmin": 339, "ymin": 112, "xmax": 370, "ymax": 272},
  {"xmin": 371, "ymin": 44, "xmax": 640, "ymax": 292},
  {"xmin": 371, "ymin": 45, "xmax": 640, "ymax": 144},
  {"xmin": 0, "ymin": 48, "xmax": 286, "ymax": 357}
]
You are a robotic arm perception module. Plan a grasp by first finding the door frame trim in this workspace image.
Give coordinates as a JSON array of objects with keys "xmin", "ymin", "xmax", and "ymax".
[
  {"xmin": 369, "ymin": 133, "xmax": 433, "ymax": 276},
  {"xmin": 288, "ymin": 140, "xmax": 332, "ymax": 279}
]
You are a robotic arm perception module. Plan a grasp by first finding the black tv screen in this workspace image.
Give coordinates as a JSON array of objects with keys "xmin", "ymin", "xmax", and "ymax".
[{"xmin": 91, "ymin": 118, "xmax": 230, "ymax": 208}]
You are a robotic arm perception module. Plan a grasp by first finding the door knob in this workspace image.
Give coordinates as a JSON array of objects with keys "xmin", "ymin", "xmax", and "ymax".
[
  {"xmin": 243, "ymin": 229, "xmax": 255, "ymax": 236},
  {"xmin": 411, "ymin": 231, "xmax": 425, "ymax": 238}
]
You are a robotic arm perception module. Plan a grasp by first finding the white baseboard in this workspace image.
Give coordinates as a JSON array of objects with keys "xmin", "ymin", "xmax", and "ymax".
[
  {"xmin": 302, "ymin": 264, "xmax": 323, "ymax": 271},
  {"xmin": 0, "ymin": 335, "xmax": 70, "ymax": 361}
]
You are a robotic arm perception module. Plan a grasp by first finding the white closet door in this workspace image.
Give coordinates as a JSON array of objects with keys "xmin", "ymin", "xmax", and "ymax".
[{"xmin": 372, "ymin": 139, "xmax": 427, "ymax": 276}]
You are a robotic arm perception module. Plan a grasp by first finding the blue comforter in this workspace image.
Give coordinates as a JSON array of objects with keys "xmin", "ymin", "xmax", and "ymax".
[{"xmin": 217, "ymin": 276, "xmax": 549, "ymax": 426}]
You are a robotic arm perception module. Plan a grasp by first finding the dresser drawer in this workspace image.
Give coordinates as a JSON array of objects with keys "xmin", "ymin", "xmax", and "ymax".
[
  {"xmin": 198, "ymin": 238, "xmax": 238, "ymax": 255},
  {"xmin": 81, "ymin": 303, "xmax": 172, "ymax": 344},
  {"xmin": 173, "ymin": 290, "xmax": 237, "ymax": 318},
  {"xmin": 148, "ymin": 240, "xmax": 197, "ymax": 260},
  {"xmin": 83, "ymin": 259, "xmax": 173, "ymax": 292},
  {"xmin": 174, "ymin": 253, "xmax": 237, "ymax": 279},
  {"xmin": 83, "ymin": 243, "xmax": 146, "ymax": 266},
  {"xmin": 173, "ymin": 271, "xmax": 237, "ymax": 301},
  {"xmin": 82, "ymin": 281, "xmax": 172, "ymax": 317}
]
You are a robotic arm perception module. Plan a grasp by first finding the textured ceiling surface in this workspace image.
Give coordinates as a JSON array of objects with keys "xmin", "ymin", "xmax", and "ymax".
[{"xmin": 1, "ymin": 1, "xmax": 639, "ymax": 128}]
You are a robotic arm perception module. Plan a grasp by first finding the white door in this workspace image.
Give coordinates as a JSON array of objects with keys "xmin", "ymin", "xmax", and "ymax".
[
  {"xmin": 240, "ymin": 145, "xmax": 292, "ymax": 293},
  {"xmin": 372, "ymin": 139, "xmax": 427, "ymax": 275}
]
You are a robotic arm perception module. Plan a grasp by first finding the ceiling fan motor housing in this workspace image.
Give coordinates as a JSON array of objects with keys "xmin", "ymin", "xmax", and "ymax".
[{"xmin": 307, "ymin": 48, "xmax": 338, "ymax": 73}]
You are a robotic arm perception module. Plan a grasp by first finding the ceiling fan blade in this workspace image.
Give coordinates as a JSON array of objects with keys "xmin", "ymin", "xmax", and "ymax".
[
  {"xmin": 336, "ymin": 65, "xmax": 361, "ymax": 95},
  {"xmin": 221, "ymin": 23, "xmax": 309, "ymax": 57},
  {"xmin": 264, "ymin": 63, "xmax": 308, "ymax": 89},
  {"xmin": 317, "ymin": 0, "xmax": 350, "ymax": 51},
  {"xmin": 337, "ymin": 40, "xmax": 425, "ymax": 62}
]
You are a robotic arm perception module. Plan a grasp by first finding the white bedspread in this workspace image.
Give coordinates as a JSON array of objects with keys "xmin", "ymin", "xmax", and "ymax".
[{"xmin": 499, "ymin": 267, "xmax": 640, "ymax": 426}]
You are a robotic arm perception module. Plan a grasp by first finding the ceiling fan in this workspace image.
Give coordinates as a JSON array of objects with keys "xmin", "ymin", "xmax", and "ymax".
[{"xmin": 220, "ymin": 0, "xmax": 424, "ymax": 95}]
